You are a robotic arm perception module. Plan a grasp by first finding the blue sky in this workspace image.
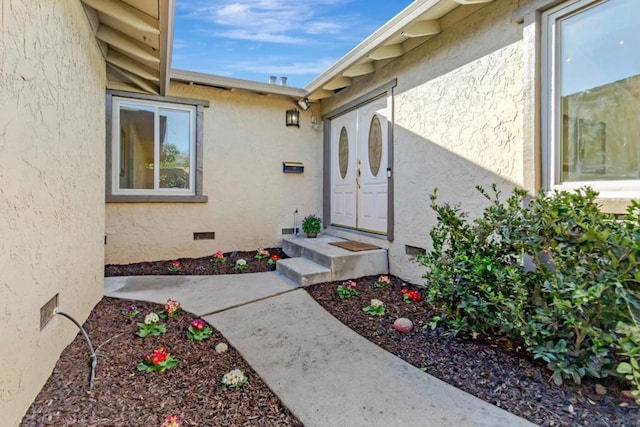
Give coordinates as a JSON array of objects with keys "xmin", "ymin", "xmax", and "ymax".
[{"xmin": 171, "ymin": 0, "xmax": 414, "ymax": 88}]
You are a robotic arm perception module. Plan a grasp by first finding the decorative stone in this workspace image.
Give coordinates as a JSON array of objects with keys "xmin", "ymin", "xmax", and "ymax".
[
  {"xmin": 595, "ymin": 384, "xmax": 607, "ymax": 395},
  {"xmin": 393, "ymin": 318, "xmax": 413, "ymax": 333},
  {"xmin": 215, "ymin": 342, "xmax": 229, "ymax": 354}
]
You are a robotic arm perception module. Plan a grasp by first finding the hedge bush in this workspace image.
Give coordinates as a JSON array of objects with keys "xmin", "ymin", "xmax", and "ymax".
[{"xmin": 417, "ymin": 185, "xmax": 639, "ymax": 398}]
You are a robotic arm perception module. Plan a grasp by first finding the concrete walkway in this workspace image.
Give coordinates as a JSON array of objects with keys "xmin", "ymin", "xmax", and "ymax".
[{"xmin": 105, "ymin": 273, "xmax": 536, "ymax": 427}]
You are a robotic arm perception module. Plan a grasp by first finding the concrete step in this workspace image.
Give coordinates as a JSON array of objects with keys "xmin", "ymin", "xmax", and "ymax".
[
  {"xmin": 276, "ymin": 257, "xmax": 332, "ymax": 287},
  {"xmin": 282, "ymin": 235, "xmax": 388, "ymax": 282}
]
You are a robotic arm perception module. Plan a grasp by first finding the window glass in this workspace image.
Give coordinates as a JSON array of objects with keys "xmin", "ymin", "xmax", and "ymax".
[
  {"xmin": 114, "ymin": 98, "xmax": 195, "ymax": 195},
  {"xmin": 556, "ymin": 0, "xmax": 640, "ymax": 182},
  {"xmin": 119, "ymin": 104, "xmax": 154, "ymax": 190},
  {"xmin": 338, "ymin": 127, "xmax": 349, "ymax": 179},
  {"xmin": 159, "ymin": 109, "xmax": 191, "ymax": 189},
  {"xmin": 368, "ymin": 115, "xmax": 382, "ymax": 177}
]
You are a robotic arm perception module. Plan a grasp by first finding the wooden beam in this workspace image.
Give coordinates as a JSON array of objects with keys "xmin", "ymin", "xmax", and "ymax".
[
  {"xmin": 82, "ymin": 0, "xmax": 159, "ymax": 34},
  {"xmin": 306, "ymin": 89, "xmax": 333, "ymax": 101},
  {"xmin": 343, "ymin": 62, "xmax": 375, "ymax": 78},
  {"xmin": 401, "ymin": 20, "xmax": 441, "ymax": 37},
  {"xmin": 323, "ymin": 77, "xmax": 352, "ymax": 91},
  {"xmin": 106, "ymin": 50, "xmax": 159, "ymax": 82},
  {"xmin": 368, "ymin": 44, "xmax": 404, "ymax": 61},
  {"xmin": 106, "ymin": 81, "xmax": 148, "ymax": 94},
  {"xmin": 108, "ymin": 64, "xmax": 159, "ymax": 94},
  {"xmin": 97, "ymin": 25, "xmax": 160, "ymax": 64}
]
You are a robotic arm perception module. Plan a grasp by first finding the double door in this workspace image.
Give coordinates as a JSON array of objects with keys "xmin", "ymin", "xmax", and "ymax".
[{"xmin": 330, "ymin": 96, "xmax": 389, "ymax": 235}]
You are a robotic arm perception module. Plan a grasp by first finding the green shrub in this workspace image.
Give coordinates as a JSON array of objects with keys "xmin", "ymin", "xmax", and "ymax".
[{"xmin": 417, "ymin": 186, "xmax": 640, "ymax": 389}]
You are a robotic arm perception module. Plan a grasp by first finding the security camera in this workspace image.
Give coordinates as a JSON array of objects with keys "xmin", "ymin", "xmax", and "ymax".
[{"xmin": 297, "ymin": 98, "xmax": 310, "ymax": 111}]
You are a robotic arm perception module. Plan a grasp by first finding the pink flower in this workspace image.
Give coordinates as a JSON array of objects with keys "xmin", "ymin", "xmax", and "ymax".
[
  {"xmin": 213, "ymin": 251, "xmax": 224, "ymax": 259},
  {"xmin": 343, "ymin": 280, "xmax": 357, "ymax": 289},
  {"xmin": 165, "ymin": 299, "xmax": 181, "ymax": 315},
  {"xmin": 190, "ymin": 319, "xmax": 205, "ymax": 330},
  {"xmin": 161, "ymin": 415, "xmax": 181, "ymax": 427},
  {"xmin": 170, "ymin": 261, "xmax": 180, "ymax": 267}
]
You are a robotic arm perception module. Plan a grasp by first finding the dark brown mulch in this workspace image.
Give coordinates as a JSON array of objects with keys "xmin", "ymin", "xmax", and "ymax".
[
  {"xmin": 21, "ymin": 297, "xmax": 302, "ymax": 427},
  {"xmin": 25, "ymin": 252, "xmax": 639, "ymax": 426},
  {"xmin": 307, "ymin": 275, "xmax": 639, "ymax": 427},
  {"xmin": 105, "ymin": 248, "xmax": 288, "ymax": 277}
]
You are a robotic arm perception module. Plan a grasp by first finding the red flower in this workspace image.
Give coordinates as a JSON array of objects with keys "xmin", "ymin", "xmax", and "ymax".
[
  {"xmin": 190, "ymin": 319, "xmax": 205, "ymax": 330},
  {"xmin": 401, "ymin": 287, "xmax": 408, "ymax": 294},
  {"xmin": 270, "ymin": 255, "xmax": 280, "ymax": 261}
]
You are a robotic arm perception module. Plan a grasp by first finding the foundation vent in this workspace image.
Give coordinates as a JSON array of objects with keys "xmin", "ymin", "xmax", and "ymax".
[
  {"xmin": 281, "ymin": 228, "xmax": 299, "ymax": 235},
  {"xmin": 405, "ymin": 245, "xmax": 426, "ymax": 257},
  {"xmin": 194, "ymin": 232, "xmax": 215, "ymax": 240}
]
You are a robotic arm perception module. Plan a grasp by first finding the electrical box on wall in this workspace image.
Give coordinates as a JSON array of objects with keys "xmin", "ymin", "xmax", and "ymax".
[{"xmin": 283, "ymin": 162, "xmax": 304, "ymax": 173}]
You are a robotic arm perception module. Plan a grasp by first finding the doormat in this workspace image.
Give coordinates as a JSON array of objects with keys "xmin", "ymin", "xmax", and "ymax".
[{"xmin": 329, "ymin": 240, "xmax": 381, "ymax": 252}]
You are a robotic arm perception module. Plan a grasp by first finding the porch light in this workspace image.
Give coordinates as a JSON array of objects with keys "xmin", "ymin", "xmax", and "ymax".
[{"xmin": 286, "ymin": 109, "xmax": 300, "ymax": 127}]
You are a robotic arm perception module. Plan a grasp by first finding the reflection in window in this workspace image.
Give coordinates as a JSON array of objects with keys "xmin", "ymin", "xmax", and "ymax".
[{"xmin": 550, "ymin": 0, "xmax": 640, "ymax": 185}]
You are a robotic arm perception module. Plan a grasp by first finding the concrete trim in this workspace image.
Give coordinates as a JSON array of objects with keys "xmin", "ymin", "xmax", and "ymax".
[
  {"xmin": 387, "ymin": 87, "xmax": 395, "ymax": 241},
  {"xmin": 512, "ymin": 0, "xmax": 566, "ymax": 23},
  {"xmin": 106, "ymin": 195, "xmax": 208, "ymax": 203},
  {"xmin": 322, "ymin": 118, "xmax": 331, "ymax": 230}
]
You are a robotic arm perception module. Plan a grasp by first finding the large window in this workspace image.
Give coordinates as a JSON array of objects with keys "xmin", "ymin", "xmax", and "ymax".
[
  {"xmin": 111, "ymin": 96, "xmax": 200, "ymax": 199},
  {"xmin": 543, "ymin": 0, "xmax": 640, "ymax": 196}
]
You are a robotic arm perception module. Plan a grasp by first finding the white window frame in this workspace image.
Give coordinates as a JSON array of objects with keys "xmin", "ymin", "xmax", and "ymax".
[
  {"xmin": 541, "ymin": 0, "xmax": 640, "ymax": 199},
  {"xmin": 112, "ymin": 97, "xmax": 196, "ymax": 196}
]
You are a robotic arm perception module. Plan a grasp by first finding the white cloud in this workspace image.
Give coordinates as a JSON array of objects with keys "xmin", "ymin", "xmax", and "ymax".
[
  {"xmin": 220, "ymin": 56, "xmax": 338, "ymax": 76},
  {"xmin": 183, "ymin": 0, "xmax": 355, "ymax": 44},
  {"xmin": 217, "ymin": 29, "xmax": 306, "ymax": 44}
]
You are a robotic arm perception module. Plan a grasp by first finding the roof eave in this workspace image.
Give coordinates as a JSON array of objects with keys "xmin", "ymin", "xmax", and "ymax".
[{"xmin": 171, "ymin": 69, "xmax": 307, "ymax": 98}]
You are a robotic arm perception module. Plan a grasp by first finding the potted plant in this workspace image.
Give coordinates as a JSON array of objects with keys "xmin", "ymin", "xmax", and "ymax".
[{"xmin": 302, "ymin": 214, "xmax": 322, "ymax": 238}]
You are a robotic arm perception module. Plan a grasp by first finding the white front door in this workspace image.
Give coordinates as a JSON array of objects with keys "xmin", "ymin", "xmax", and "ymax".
[
  {"xmin": 330, "ymin": 110, "xmax": 357, "ymax": 228},
  {"xmin": 330, "ymin": 96, "xmax": 389, "ymax": 235}
]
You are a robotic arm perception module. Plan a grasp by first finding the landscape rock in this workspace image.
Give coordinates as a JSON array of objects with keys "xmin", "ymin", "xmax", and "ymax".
[
  {"xmin": 595, "ymin": 384, "xmax": 607, "ymax": 395},
  {"xmin": 215, "ymin": 342, "xmax": 229, "ymax": 354},
  {"xmin": 393, "ymin": 318, "xmax": 413, "ymax": 333}
]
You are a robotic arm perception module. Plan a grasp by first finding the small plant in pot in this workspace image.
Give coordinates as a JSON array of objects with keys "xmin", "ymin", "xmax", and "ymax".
[{"xmin": 302, "ymin": 214, "xmax": 321, "ymax": 238}]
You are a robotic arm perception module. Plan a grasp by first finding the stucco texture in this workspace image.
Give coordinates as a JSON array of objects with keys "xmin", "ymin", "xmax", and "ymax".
[
  {"xmin": 321, "ymin": 0, "xmax": 525, "ymax": 283},
  {"xmin": 0, "ymin": 1, "xmax": 106, "ymax": 424},
  {"xmin": 105, "ymin": 82, "xmax": 323, "ymax": 264}
]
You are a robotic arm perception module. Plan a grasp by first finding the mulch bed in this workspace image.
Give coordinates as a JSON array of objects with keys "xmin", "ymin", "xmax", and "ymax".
[
  {"xmin": 105, "ymin": 248, "xmax": 287, "ymax": 277},
  {"xmin": 24, "ymin": 251, "xmax": 638, "ymax": 426},
  {"xmin": 306, "ymin": 275, "xmax": 639, "ymax": 427},
  {"xmin": 21, "ymin": 297, "xmax": 302, "ymax": 426}
]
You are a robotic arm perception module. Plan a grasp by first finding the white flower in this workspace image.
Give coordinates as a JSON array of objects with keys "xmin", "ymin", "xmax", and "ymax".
[
  {"xmin": 222, "ymin": 369, "xmax": 247, "ymax": 387},
  {"xmin": 236, "ymin": 259, "xmax": 247, "ymax": 266},
  {"xmin": 144, "ymin": 312, "xmax": 159, "ymax": 325},
  {"xmin": 370, "ymin": 299, "xmax": 384, "ymax": 309}
]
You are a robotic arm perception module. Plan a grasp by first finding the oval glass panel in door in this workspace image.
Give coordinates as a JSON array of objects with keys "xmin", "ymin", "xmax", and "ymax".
[
  {"xmin": 368, "ymin": 115, "xmax": 382, "ymax": 176},
  {"xmin": 338, "ymin": 126, "xmax": 349, "ymax": 179}
]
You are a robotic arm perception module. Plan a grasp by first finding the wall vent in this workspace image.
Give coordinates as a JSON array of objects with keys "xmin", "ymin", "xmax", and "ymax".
[
  {"xmin": 405, "ymin": 245, "xmax": 425, "ymax": 257},
  {"xmin": 281, "ymin": 228, "xmax": 299, "ymax": 235},
  {"xmin": 40, "ymin": 294, "xmax": 59, "ymax": 330},
  {"xmin": 194, "ymin": 232, "xmax": 215, "ymax": 240}
]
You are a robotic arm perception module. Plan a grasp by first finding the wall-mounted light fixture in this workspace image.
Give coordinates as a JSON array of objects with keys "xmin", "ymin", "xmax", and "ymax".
[{"xmin": 286, "ymin": 109, "xmax": 300, "ymax": 127}]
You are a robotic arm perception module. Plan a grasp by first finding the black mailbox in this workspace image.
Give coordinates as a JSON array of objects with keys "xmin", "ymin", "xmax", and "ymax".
[{"xmin": 283, "ymin": 162, "xmax": 304, "ymax": 173}]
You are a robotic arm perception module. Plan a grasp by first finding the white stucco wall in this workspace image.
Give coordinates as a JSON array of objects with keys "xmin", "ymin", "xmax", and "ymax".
[
  {"xmin": 0, "ymin": 1, "xmax": 106, "ymax": 424},
  {"xmin": 321, "ymin": 0, "xmax": 525, "ymax": 283},
  {"xmin": 105, "ymin": 82, "xmax": 323, "ymax": 264}
]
